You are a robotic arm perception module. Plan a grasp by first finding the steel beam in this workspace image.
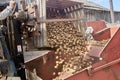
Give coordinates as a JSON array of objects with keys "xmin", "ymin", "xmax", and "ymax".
[{"xmin": 36, "ymin": 0, "xmax": 47, "ymax": 48}]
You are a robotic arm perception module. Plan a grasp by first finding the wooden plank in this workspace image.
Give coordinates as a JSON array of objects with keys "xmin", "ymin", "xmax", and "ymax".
[{"xmin": 39, "ymin": 18, "xmax": 80, "ymax": 23}]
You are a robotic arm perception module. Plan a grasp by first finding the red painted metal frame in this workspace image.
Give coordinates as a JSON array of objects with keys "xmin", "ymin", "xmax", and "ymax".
[
  {"xmin": 87, "ymin": 20, "xmax": 119, "ymax": 41},
  {"xmin": 93, "ymin": 28, "xmax": 110, "ymax": 41},
  {"xmin": 86, "ymin": 20, "xmax": 107, "ymax": 34},
  {"xmin": 110, "ymin": 27, "xmax": 119, "ymax": 37},
  {"xmin": 86, "ymin": 20, "xmax": 110, "ymax": 41},
  {"xmin": 25, "ymin": 22, "xmax": 120, "ymax": 80},
  {"xmin": 101, "ymin": 28, "xmax": 120, "ymax": 62},
  {"xmin": 92, "ymin": 58, "xmax": 120, "ymax": 73},
  {"xmin": 65, "ymin": 28, "xmax": 120, "ymax": 80},
  {"xmin": 25, "ymin": 51, "xmax": 62, "ymax": 80},
  {"xmin": 93, "ymin": 27, "xmax": 119, "ymax": 41}
]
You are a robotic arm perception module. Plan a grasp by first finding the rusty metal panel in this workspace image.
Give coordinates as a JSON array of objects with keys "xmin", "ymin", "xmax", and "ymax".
[
  {"xmin": 111, "ymin": 64, "xmax": 120, "ymax": 80},
  {"xmin": 25, "ymin": 51, "xmax": 61, "ymax": 80},
  {"xmin": 88, "ymin": 27, "xmax": 119, "ymax": 41},
  {"xmin": 110, "ymin": 27, "xmax": 119, "ymax": 37},
  {"xmin": 93, "ymin": 28, "xmax": 111, "ymax": 41},
  {"xmin": 86, "ymin": 20, "xmax": 107, "ymax": 34},
  {"xmin": 65, "ymin": 58, "xmax": 120, "ymax": 80},
  {"xmin": 100, "ymin": 28, "xmax": 120, "ymax": 62},
  {"xmin": 64, "ymin": 28, "xmax": 120, "ymax": 80},
  {"xmin": 65, "ymin": 67, "xmax": 116, "ymax": 80}
]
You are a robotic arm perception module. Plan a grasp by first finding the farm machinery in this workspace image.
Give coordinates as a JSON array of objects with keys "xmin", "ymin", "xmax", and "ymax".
[{"xmin": 0, "ymin": 0, "xmax": 120, "ymax": 80}]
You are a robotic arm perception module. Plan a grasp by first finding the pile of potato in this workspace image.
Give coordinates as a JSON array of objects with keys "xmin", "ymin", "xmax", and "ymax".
[{"xmin": 47, "ymin": 21, "xmax": 93, "ymax": 77}]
